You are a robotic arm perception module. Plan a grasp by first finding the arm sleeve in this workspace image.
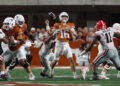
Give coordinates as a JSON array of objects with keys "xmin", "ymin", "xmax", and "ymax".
[
  {"xmin": 46, "ymin": 25, "xmax": 50, "ymax": 31},
  {"xmin": 0, "ymin": 29, "xmax": 5, "ymax": 39},
  {"xmin": 85, "ymin": 35, "xmax": 100, "ymax": 52},
  {"xmin": 71, "ymin": 28, "xmax": 76, "ymax": 35}
]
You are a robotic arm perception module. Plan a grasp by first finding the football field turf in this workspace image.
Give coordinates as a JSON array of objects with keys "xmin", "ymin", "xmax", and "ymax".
[{"xmin": 0, "ymin": 68, "xmax": 120, "ymax": 86}]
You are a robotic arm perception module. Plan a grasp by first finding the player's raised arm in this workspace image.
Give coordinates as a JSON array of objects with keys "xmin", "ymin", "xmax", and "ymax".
[{"xmin": 85, "ymin": 34, "xmax": 99, "ymax": 52}]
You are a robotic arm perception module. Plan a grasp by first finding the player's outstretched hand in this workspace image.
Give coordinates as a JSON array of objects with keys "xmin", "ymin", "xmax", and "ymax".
[{"xmin": 45, "ymin": 19, "xmax": 49, "ymax": 26}]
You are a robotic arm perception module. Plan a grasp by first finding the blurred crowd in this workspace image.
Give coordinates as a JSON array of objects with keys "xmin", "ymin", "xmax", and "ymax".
[{"xmin": 30, "ymin": 26, "xmax": 96, "ymax": 46}]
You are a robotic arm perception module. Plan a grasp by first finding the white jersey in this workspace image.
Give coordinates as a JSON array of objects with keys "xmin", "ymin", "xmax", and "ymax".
[
  {"xmin": 39, "ymin": 32, "xmax": 49, "ymax": 42},
  {"xmin": 96, "ymin": 27, "xmax": 115, "ymax": 52},
  {"xmin": 39, "ymin": 32, "xmax": 51, "ymax": 48}
]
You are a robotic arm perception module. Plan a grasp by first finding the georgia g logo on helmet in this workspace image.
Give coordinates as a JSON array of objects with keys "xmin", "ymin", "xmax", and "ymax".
[{"xmin": 59, "ymin": 12, "xmax": 69, "ymax": 23}]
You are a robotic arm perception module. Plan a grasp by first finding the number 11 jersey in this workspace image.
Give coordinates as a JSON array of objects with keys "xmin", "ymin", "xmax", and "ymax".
[{"xmin": 96, "ymin": 27, "xmax": 115, "ymax": 51}]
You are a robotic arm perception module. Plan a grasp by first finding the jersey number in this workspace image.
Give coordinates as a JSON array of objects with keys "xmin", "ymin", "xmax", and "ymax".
[
  {"xmin": 105, "ymin": 32, "xmax": 112, "ymax": 43},
  {"xmin": 60, "ymin": 31, "xmax": 69, "ymax": 38}
]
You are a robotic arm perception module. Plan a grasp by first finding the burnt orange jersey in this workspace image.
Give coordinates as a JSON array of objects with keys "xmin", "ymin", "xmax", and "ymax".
[
  {"xmin": 54, "ymin": 23, "xmax": 75, "ymax": 42},
  {"xmin": 21, "ymin": 23, "xmax": 27, "ymax": 32},
  {"xmin": 2, "ymin": 25, "xmax": 23, "ymax": 51},
  {"xmin": 21, "ymin": 23, "xmax": 28, "ymax": 41}
]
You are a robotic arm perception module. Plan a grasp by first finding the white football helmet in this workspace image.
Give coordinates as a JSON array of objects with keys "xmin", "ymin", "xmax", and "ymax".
[
  {"xmin": 14, "ymin": 14, "xmax": 25, "ymax": 28},
  {"xmin": 3, "ymin": 17, "xmax": 15, "ymax": 30},
  {"xmin": 59, "ymin": 12, "xmax": 69, "ymax": 23},
  {"xmin": 112, "ymin": 23, "xmax": 120, "ymax": 29}
]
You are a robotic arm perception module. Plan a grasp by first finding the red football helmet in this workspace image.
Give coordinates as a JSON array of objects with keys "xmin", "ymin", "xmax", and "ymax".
[{"xmin": 95, "ymin": 20, "xmax": 107, "ymax": 31}]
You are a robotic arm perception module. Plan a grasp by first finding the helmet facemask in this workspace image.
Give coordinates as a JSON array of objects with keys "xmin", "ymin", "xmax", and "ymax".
[
  {"xmin": 3, "ymin": 17, "xmax": 15, "ymax": 31},
  {"xmin": 17, "ymin": 20, "xmax": 24, "ymax": 28},
  {"xmin": 59, "ymin": 12, "xmax": 69, "ymax": 23},
  {"xmin": 14, "ymin": 14, "xmax": 25, "ymax": 28},
  {"xmin": 61, "ymin": 16, "xmax": 69, "ymax": 23}
]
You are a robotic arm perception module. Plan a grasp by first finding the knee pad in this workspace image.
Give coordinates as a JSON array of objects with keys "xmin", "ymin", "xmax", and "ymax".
[
  {"xmin": 104, "ymin": 64, "xmax": 112, "ymax": 71},
  {"xmin": 26, "ymin": 55, "xmax": 32, "ymax": 63},
  {"xmin": 5, "ymin": 60, "xmax": 12, "ymax": 67},
  {"xmin": 20, "ymin": 60, "xmax": 29, "ymax": 68}
]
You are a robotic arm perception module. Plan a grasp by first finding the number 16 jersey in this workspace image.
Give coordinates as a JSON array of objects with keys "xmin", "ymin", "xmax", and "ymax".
[{"xmin": 54, "ymin": 23, "xmax": 75, "ymax": 42}]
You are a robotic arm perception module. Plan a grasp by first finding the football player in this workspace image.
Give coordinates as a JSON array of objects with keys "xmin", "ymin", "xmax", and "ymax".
[
  {"xmin": 50, "ymin": 12, "xmax": 78, "ymax": 79},
  {"xmin": 6, "ymin": 14, "xmax": 33, "ymax": 72},
  {"xmin": 77, "ymin": 43, "xmax": 90, "ymax": 80},
  {"xmin": 2, "ymin": 17, "xmax": 35, "ymax": 80},
  {"xmin": 99, "ymin": 23, "xmax": 120, "ymax": 80},
  {"xmin": 38, "ymin": 26, "xmax": 56, "ymax": 78},
  {"xmin": 80, "ymin": 20, "xmax": 120, "ymax": 80},
  {"xmin": 0, "ymin": 28, "xmax": 9, "ymax": 80}
]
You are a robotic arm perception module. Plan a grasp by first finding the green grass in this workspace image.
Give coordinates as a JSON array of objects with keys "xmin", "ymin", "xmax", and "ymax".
[{"xmin": 1, "ymin": 68, "xmax": 120, "ymax": 86}]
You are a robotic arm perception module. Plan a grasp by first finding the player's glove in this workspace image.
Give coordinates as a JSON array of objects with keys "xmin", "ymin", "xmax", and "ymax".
[
  {"xmin": 24, "ymin": 40, "xmax": 32, "ymax": 48},
  {"xmin": 53, "ymin": 30, "xmax": 61, "ymax": 36}
]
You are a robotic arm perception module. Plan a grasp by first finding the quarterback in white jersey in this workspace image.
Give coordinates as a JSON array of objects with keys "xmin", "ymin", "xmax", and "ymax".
[{"xmin": 80, "ymin": 20, "xmax": 120, "ymax": 80}]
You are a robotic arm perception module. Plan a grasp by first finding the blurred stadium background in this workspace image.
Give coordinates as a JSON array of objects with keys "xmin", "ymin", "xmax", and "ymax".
[
  {"xmin": 1, "ymin": 0, "xmax": 120, "ymax": 28},
  {"xmin": 1, "ymin": 0, "xmax": 120, "ymax": 86}
]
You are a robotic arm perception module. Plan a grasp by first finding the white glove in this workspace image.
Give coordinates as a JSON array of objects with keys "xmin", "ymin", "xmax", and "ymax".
[
  {"xmin": 0, "ymin": 29, "xmax": 5, "ymax": 39},
  {"xmin": 70, "ymin": 28, "xmax": 76, "ymax": 35},
  {"xmin": 34, "ymin": 40, "xmax": 43, "ymax": 48},
  {"xmin": 53, "ymin": 30, "xmax": 61, "ymax": 36},
  {"xmin": 24, "ymin": 40, "xmax": 32, "ymax": 48},
  {"xmin": 78, "ymin": 50, "xmax": 86, "ymax": 57}
]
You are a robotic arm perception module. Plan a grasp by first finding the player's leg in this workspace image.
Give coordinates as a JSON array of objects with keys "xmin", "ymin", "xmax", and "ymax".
[
  {"xmin": 89, "ymin": 49, "xmax": 109, "ymax": 80},
  {"xmin": 8, "ymin": 58, "xmax": 19, "ymax": 70},
  {"xmin": 17, "ymin": 46, "xmax": 35, "ymax": 80},
  {"xmin": 78, "ymin": 61, "xmax": 86, "ymax": 80},
  {"xmin": 66, "ymin": 45, "xmax": 78, "ymax": 79},
  {"xmin": 1, "ymin": 50, "xmax": 15, "ymax": 80},
  {"xmin": 40, "ymin": 56, "xmax": 50, "ymax": 78},
  {"xmin": 39, "ymin": 46, "xmax": 50, "ymax": 78},
  {"xmin": 99, "ymin": 60, "xmax": 112, "ymax": 80},
  {"xmin": 26, "ymin": 54, "xmax": 32, "ymax": 63},
  {"xmin": 0, "ymin": 56, "xmax": 8, "ymax": 81},
  {"xmin": 109, "ymin": 49, "xmax": 120, "ymax": 78},
  {"xmin": 50, "ymin": 60, "xmax": 58, "ymax": 78},
  {"xmin": 50, "ymin": 45, "xmax": 61, "ymax": 78},
  {"xmin": 80, "ymin": 61, "xmax": 89, "ymax": 80}
]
